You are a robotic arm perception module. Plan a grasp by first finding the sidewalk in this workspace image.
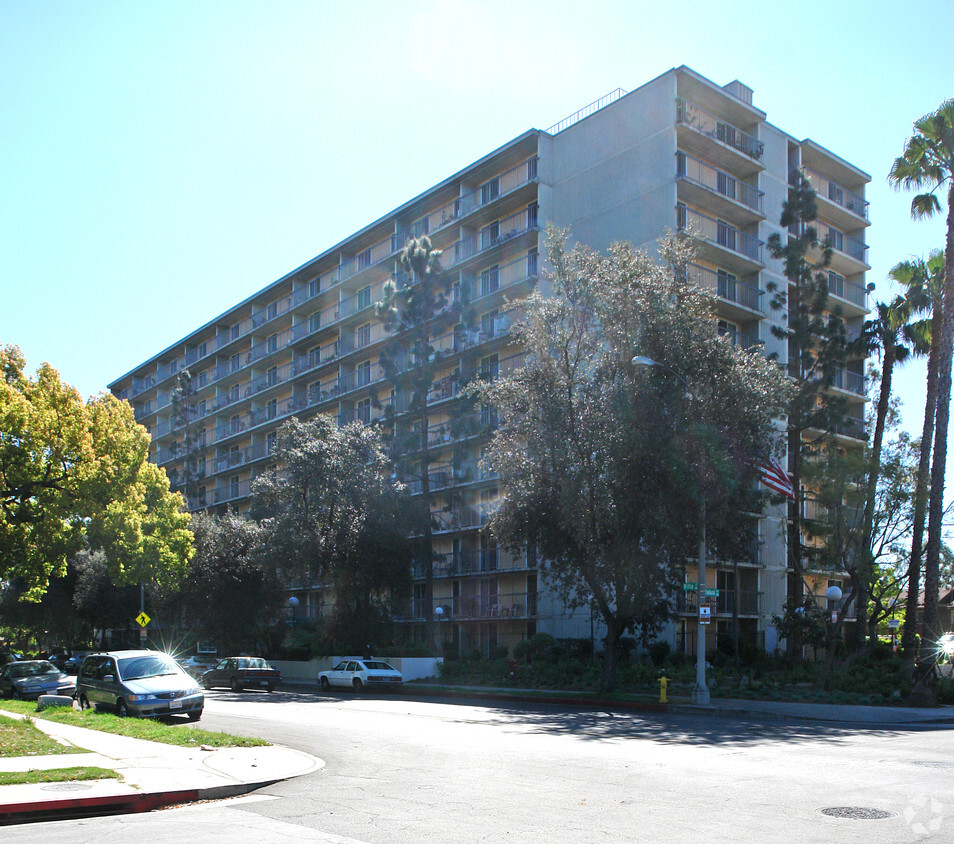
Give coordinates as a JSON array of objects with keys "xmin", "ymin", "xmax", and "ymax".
[{"xmin": 0, "ymin": 708, "xmax": 321, "ymax": 825}]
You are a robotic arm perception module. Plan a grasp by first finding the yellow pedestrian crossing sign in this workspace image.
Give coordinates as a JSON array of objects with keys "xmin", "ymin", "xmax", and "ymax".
[{"xmin": 136, "ymin": 612, "xmax": 151, "ymax": 628}]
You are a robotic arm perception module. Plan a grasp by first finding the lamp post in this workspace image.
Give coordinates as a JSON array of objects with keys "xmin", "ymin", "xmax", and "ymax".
[
  {"xmin": 434, "ymin": 605, "xmax": 444, "ymax": 656},
  {"xmin": 633, "ymin": 355, "xmax": 710, "ymax": 705}
]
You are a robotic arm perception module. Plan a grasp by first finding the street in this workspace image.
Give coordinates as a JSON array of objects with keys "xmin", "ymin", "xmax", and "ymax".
[{"xmin": 9, "ymin": 689, "xmax": 954, "ymax": 843}]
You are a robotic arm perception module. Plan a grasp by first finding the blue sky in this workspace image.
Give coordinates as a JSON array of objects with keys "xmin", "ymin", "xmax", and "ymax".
[{"xmin": 1, "ymin": 0, "xmax": 952, "ymax": 479}]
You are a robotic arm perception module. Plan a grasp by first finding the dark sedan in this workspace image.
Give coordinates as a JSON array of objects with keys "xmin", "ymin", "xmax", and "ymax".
[
  {"xmin": 0, "ymin": 660, "xmax": 75, "ymax": 699},
  {"xmin": 200, "ymin": 657, "xmax": 281, "ymax": 692}
]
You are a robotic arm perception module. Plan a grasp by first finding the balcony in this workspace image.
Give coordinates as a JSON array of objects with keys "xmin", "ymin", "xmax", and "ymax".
[
  {"xmin": 789, "ymin": 221, "xmax": 869, "ymax": 274},
  {"xmin": 676, "ymin": 151, "xmax": 764, "ymax": 222},
  {"xmin": 688, "ymin": 264, "xmax": 762, "ymax": 315},
  {"xmin": 717, "ymin": 325, "xmax": 761, "ymax": 351},
  {"xmin": 677, "ymin": 205, "xmax": 763, "ymax": 269},
  {"xmin": 676, "ymin": 589, "xmax": 761, "ymax": 616},
  {"xmin": 798, "ymin": 167, "xmax": 869, "ymax": 224},
  {"xmin": 826, "ymin": 270, "xmax": 868, "ymax": 311},
  {"xmin": 397, "ymin": 592, "xmax": 538, "ymax": 623},
  {"xmin": 450, "ymin": 206, "xmax": 539, "ymax": 267},
  {"xmin": 676, "ymin": 98, "xmax": 764, "ymax": 174}
]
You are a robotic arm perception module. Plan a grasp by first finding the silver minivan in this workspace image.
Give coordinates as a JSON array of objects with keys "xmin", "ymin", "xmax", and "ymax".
[{"xmin": 75, "ymin": 650, "xmax": 204, "ymax": 720}]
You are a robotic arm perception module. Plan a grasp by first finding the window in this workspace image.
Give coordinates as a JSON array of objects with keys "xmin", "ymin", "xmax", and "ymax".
[
  {"xmin": 716, "ymin": 121, "xmax": 737, "ymax": 149},
  {"xmin": 526, "ymin": 202, "xmax": 539, "ymax": 228},
  {"xmin": 231, "ymin": 323, "xmax": 240, "ymax": 341},
  {"xmin": 308, "ymin": 345, "xmax": 321, "ymax": 366},
  {"xmin": 309, "ymin": 277, "xmax": 320, "ymax": 297},
  {"xmin": 828, "ymin": 182, "xmax": 844, "ymax": 205},
  {"xmin": 716, "ymin": 170, "xmax": 737, "ymax": 200},
  {"xmin": 718, "ymin": 319, "xmax": 739, "ymax": 345},
  {"xmin": 716, "ymin": 269, "xmax": 738, "ymax": 302},
  {"xmin": 230, "ymin": 354, "xmax": 240, "ymax": 373},
  {"xmin": 527, "ymin": 248, "xmax": 538, "ymax": 277},
  {"xmin": 357, "ymin": 248, "xmax": 372, "ymax": 270},
  {"xmin": 356, "ymin": 286, "xmax": 371, "ymax": 310},
  {"xmin": 481, "ymin": 309, "xmax": 499, "ymax": 338},
  {"xmin": 229, "ymin": 383, "xmax": 239, "ymax": 403},
  {"xmin": 356, "ymin": 397, "xmax": 371, "ymax": 424},
  {"xmin": 481, "ymin": 221, "xmax": 500, "ymax": 250},
  {"xmin": 481, "ymin": 177, "xmax": 500, "ymax": 205},
  {"xmin": 229, "ymin": 475, "xmax": 240, "ymax": 499},
  {"xmin": 827, "ymin": 271, "xmax": 846, "ymax": 299},
  {"xmin": 309, "ymin": 312, "xmax": 321, "ymax": 333},
  {"xmin": 356, "ymin": 322, "xmax": 371, "ymax": 348},
  {"xmin": 676, "ymin": 203, "xmax": 688, "ymax": 230},
  {"xmin": 480, "ymin": 266, "xmax": 499, "ymax": 297},
  {"xmin": 229, "ymin": 445, "xmax": 241, "ymax": 466},
  {"xmin": 267, "ymin": 301, "xmax": 278, "ymax": 320},
  {"xmin": 266, "ymin": 431, "xmax": 277, "ymax": 455},
  {"xmin": 480, "ymin": 353, "xmax": 499, "ymax": 380},
  {"xmin": 828, "ymin": 228, "xmax": 845, "ymax": 252},
  {"xmin": 526, "ymin": 157, "xmax": 538, "ymax": 180},
  {"xmin": 355, "ymin": 360, "xmax": 371, "ymax": 387},
  {"xmin": 267, "ymin": 334, "xmax": 278, "ymax": 353},
  {"xmin": 716, "ymin": 219, "xmax": 736, "ymax": 251},
  {"xmin": 230, "ymin": 414, "xmax": 241, "ymax": 434},
  {"xmin": 266, "ymin": 398, "xmax": 277, "ymax": 419},
  {"xmin": 266, "ymin": 366, "xmax": 278, "ymax": 387},
  {"xmin": 676, "ymin": 150, "xmax": 687, "ymax": 177}
]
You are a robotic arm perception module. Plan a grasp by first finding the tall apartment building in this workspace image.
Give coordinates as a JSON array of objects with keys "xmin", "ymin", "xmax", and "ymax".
[{"xmin": 110, "ymin": 66, "xmax": 870, "ymax": 657}]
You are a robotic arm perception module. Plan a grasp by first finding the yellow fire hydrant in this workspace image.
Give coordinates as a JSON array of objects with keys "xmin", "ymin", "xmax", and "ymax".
[{"xmin": 658, "ymin": 675, "xmax": 668, "ymax": 704}]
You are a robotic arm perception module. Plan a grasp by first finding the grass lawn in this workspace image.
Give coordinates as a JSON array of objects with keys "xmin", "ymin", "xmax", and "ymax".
[
  {"xmin": 0, "ymin": 714, "xmax": 83, "ymax": 758},
  {"xmin": 0, "ymin": 701, "xmax": 268, "ymax": 748},
  {"xmin": 0, "ymin": 767, "xmax": 121, "ymax": 786}
]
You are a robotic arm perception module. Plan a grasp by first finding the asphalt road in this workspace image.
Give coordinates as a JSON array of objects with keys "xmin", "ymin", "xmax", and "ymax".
[{"xmin": 11, "ymin": 688, "xmax": 954, "ymax": 843}]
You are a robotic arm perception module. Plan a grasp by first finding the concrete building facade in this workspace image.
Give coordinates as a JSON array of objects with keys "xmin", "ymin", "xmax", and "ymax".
[{"xmin": 110, "ymin": 66, "xmax": 870, "ymax": 657}]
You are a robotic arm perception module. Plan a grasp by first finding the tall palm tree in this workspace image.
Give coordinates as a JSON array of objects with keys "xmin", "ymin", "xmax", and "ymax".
[
  {"xmin": 893, "ymin": 252, "xmax": 945, "ymax": 675},
  {"xmin": 889, "ymin": 99, "xmax": 954, "ymax": 694},
  {"xmin": 856, "ymin": 291, "xmax": 927, "ymax": 647}
]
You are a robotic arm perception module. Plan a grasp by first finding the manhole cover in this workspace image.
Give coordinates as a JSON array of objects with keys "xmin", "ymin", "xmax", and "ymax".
[
  {"xmin": 41, "ymin": 782, "xmax": 95, "ymax": 793},
  {"xmin": 819, "ymin": 807, "xmax": 896, "ymax": 820},
  {"xmin": 912, "ymin": 761, "xmax": 954, "ymax": 769}
]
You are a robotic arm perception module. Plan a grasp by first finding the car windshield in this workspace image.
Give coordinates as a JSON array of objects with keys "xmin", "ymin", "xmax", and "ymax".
[
  {"xmin": 118, "ymin": 654, "xmax": 180, "ymax": 681},
  {"xmin": 363, "ymin": 661, "xmax": 395, "ymax": 671},
  {"xmin": 9, "ymin": 662, "xmax": 58, "ymax": 678}
]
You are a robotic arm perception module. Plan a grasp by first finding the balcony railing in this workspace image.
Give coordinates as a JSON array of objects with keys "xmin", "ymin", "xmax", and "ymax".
[
  {"xmin": 826, "ymin": 271, "xmax": 868, "ymax": 307},
  {"xmin": 677, "ymin": 206, "xmax": 763, "ymax": 263},
  {"xmin": 398, "ymin": 591, "xmax": 539, "ymax": 622},
  {"xmin": 798, "ymin": 167, "xmax": 869, "ymax": 221},
  {"xmin": 790, "ymin": 221, "xmax": 868, "ymax": 265},
  {"xmin": 688, "ymin": 264, "xmax": 762, "ymax": 312},
  {"xmin": 676, "ymin": 98, "xmax": 763, "ymax": 161},
  {"xmin": 676, "ymin": 152, "xmax": 763, "ymax": 212},
  {"xmin": 413, "ymin": 547, "xmax": 528, "ymax": 579},
  {"xmin": 676, "ymin": 590, "xmax": 762, "ymax": 616},
  {"xmin": 451, "ymin": 206, "xmax": 539, "ymax": 267},
  {"xmin": 832, "ymin": 367, "xmax": 865, "ymax": 396}
]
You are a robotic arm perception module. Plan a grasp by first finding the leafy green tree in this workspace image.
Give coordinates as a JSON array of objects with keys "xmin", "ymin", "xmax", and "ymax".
[
  {"xmin": 476, "ymin": 229, "xmax": 790, "ymax": 691},
  {"xmin": 0, "ymin": 345, "xmax": 193, "ymax": 599},
  {"xmin": 175, "ymin": 512, "xmax": 282, "ymax": 655},
  {"xmin": 889, "ymin": 100, "xmax": 954, "ymax": 689},
  {"xmin": 251, "ymin": 416, "xmax": 417, "ymax": 652},
  {"xmin": 765, "ymin": 175, "xmax": 855, "ymax": 617},
  {"xmin": 375, "ymin": 236, "xmax": 457, "ymax": 648}
]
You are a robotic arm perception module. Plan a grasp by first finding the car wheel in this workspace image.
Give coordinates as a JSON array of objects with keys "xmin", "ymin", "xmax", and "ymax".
[
  {"xmin": 201, "ymin": 680, "xmax": 211, "ymax": 689},
  {"xmin": 265, "ymin": 684, "xmax": 274, "ymax": 693},
  {"xmin": 187, "ymin": 710, "xmax": 202, "ymax": 722},
  {"xmin": 229, "ymin": 677, "xmax": 242, "ymax": 692},
  {"xmin": 79, "ymin": 694, "xmax": 92, "ymax": 711},
  {"xmin": 116, "ymin": 699, "xmax": 129, "ymax": 717},
  {"xmin": 319, "ymin": 676, "xmax": 330, "ymax": 692},
  {"xmin": 12, "ymin": 688, "xmax": 22, "ymax": 700},
  {"xmin": 352, "ymin": 678, "xmax": 363, "ymax": 692}
]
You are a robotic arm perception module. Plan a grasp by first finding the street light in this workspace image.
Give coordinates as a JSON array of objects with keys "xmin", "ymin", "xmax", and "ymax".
[
  {"xmin": 434, "ymin": 605, "xmax": 444, "ymax": 655},
  {"xmin": 633, "ymin": 354, "xmax": 710, "ymax": 705}
]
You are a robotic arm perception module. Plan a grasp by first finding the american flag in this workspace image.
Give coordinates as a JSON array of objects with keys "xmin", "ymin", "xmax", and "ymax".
[{"xmin": 759, "ymin": 457, "xmax": 795, "ymax": 500}]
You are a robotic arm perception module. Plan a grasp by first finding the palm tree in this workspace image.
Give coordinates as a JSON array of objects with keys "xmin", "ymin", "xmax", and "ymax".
[
  {"xmin": 889, "ymin": 99, "xmax": 954, "ymax": 696},
  {"xmin": 855, "ymin": 291, "xmax": 928, "ymax": 646},
  {"xmin": 892, "ymin": 253, "xmax": 945, "ymax": 675}
]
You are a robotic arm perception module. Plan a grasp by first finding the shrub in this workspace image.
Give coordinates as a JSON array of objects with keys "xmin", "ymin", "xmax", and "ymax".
[
  {"xmin": 490, "ymin": 645, "xmax": 509, "ymax": 661},
  {"xmin": 648, "ymin": 641, "xmax": 670, "ymax": 666}
]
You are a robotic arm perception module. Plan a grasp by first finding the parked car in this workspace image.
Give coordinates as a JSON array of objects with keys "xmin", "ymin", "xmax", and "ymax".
[
  {"xmin": 74, "ymin": 650, "xmax": 203, "ymax": 720},
  {"xmin": 64, "ymin": 652, "xmax": 91, "ymax": 674},
  {"xmin": 0, "ymin": 660, "xmax": 75, "ymax": 699},
  {"xmin": 200, "ymin": 657, "xmax": 281, "ymax": 692},
  {"xmin": 0, "ymin": 651, "xmax": 24, "ymax": 666},
  {"xmin": 178, "ymin": 655, "xmax": 217, "ymax": 678},
  {"xmin": 318, "ymin": 659, "xmax": 402, "ymax": 692}
]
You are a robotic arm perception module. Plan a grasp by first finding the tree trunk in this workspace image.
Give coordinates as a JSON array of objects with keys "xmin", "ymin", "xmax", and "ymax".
[
  {"xmin": 918, "ymin": 193, "xmax": 954, "ymax": 699},
  {"xmin": 901, "ymin": 293, "xmax": 942, "ymax": 677},
  {"xmin": 857, "ymin": 341, "xmax": 896, "ymax": 649},
  {"xmin": 600, "ymin": 620, "xmax": 623, "ymax": 694}
]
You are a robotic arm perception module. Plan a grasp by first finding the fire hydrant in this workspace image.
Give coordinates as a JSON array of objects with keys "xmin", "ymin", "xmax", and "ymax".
[{"xmin": 658, "ymin": 675, "xmax": 669, "ymax": 704}]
